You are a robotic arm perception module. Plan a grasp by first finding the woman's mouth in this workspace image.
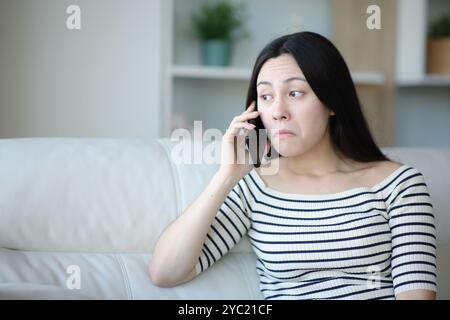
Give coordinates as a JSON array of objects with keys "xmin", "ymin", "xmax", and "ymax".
[{"xmin": 275, "ymin": 129, "xmax": 296, "ymax": 139}]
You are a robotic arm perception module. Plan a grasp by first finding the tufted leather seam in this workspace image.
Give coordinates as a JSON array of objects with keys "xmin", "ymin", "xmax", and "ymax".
[{"xmin": 114, "ymin": 254, "xmax": 133, "ymax": 300}]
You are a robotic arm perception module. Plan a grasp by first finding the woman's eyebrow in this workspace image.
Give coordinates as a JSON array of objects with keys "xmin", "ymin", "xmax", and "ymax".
[
  {"xmin": 256, "ymin": 76, "xmax": 307, "ymax": 87},
  {"xmin": 284, "ymin": 76, "xmax": 306, "ymax": 83}
]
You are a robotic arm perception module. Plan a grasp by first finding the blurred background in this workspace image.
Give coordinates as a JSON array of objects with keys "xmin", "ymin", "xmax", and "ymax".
[{"xmin": 0, "ymin": 0, "xmax": 449, "ymax": 147}]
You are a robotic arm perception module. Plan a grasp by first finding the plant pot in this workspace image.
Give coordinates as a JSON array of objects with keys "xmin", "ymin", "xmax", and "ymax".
[
  {"xmin": 427, "ymin": 37, "xmax": 450, "ymax": 75},
  {"xmin": 201, "ymin": 39, "xmax": 231, "ymax": 67}
]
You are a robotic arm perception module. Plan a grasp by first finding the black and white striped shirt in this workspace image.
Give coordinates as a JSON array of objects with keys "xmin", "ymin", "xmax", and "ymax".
[{"xmin": 195, "ymin": 164, "xmax": 437, "ymax": 300}]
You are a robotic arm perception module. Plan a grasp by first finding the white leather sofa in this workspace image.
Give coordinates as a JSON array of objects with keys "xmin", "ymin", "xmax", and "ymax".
[{"xmin": 0, "ymin": 138, "xmax": 449, "ymax": 299}]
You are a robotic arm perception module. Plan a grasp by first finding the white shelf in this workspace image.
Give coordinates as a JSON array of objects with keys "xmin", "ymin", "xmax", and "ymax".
[
  {"xmin": 171, "ymin": 65, "xmax": 386, "ymax": 85},
  {"xmin": 172, "ymin": 64, "xmax": 450, "ymax": 87},
  {"xmin": 170, "ymin": 65, "xmax": 251, "ymax": 80},
  {"xmin": 395, "ymin": 0, "xmax": 450, "ymax": 88},
  {"xmin": 397, "ymin": 75, "xmax": 450, "ymax": 87}
]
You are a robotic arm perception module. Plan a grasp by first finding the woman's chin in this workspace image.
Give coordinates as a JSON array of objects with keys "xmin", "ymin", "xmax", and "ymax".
[
  {"xmin": 272, "ymin": 144, "xmax": 307, "ymax": 158},
  {"xmin": 272, "ymin": 148, "xmax": 299, "ymax": 158}
]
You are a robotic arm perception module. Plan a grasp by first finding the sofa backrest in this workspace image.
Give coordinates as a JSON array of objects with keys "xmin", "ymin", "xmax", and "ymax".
[
  {"xmin": 0, "ymin": 138, "xmax": 178, "ymax": 253},
  {"xmin": 0, "ymin": 138, "xmax": 449, "ymax": 253}
]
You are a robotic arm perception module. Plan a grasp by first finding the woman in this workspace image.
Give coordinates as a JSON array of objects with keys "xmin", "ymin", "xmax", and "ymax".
[{"xmin": 149, "ymin": 32, "xmax": 437, "ymax": 300}]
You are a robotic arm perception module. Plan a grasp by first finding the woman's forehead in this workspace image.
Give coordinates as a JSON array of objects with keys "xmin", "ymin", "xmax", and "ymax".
[{"xmin": 257, "ymin": 54, "xmax": 304, "ymax": 82}]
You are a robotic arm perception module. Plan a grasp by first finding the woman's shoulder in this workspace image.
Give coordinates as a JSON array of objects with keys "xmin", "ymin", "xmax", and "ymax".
[
  {"xmin": 366, "ymin": 160, "xmax": 431, "ymax": 191},
  {"xmin": 372, "ymin": 160, "xmax": 404, "ymax": 177},
  {"xmin": 354, "ymin": 160, "xmax": 405, "ymax": 189}
]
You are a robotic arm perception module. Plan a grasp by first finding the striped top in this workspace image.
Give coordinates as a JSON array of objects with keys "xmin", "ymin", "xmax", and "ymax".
[{"xmin": 195, "ymin": 164, "xmax": 437, "ymax": 300}]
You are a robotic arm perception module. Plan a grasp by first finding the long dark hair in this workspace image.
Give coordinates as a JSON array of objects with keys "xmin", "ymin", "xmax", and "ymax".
[{"xmin": 245, "ymin": 31, "xmax": 390, "ymax": 168}]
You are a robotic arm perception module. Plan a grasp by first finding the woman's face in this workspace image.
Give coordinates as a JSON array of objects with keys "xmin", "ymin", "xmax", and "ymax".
[{"xmin": 256, "ymin": 53, "xmax": 335, "ymax": 157}]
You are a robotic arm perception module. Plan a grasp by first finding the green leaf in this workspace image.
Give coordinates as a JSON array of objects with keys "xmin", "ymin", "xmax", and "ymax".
[
  {"xmin": 429, "ymin": 14, "xmax": 450, "ymax": 38},
  {"xmin": 191, "ymin": 0, "xmax": 248, "ymax": 41}
]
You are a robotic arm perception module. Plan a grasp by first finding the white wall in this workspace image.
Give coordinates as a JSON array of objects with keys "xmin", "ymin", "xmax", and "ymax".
[{"xmin": 0, "ymin": 0, "xmax": 163, "ymax": 139}]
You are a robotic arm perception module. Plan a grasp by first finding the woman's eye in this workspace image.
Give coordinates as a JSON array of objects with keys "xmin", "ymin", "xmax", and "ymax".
[
  {"xmin": 289, "ymin": 90, "xmax": 303, "ymax": 98},
  {"xmin": 259, "ymin": 94, "xmax": 272, "ymax": 102}
]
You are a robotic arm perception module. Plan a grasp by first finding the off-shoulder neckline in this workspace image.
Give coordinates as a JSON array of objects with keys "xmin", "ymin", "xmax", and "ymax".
[{"xmin": 249, "ymin": 164, "xmax": 411, "ymax": 200}]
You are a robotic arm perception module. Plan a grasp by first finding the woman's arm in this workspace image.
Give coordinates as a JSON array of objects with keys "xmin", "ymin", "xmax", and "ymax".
[
  {"xmin": 387, "ymin": 167, "xmax": 437, "ymax": 299},
  {"xmin": 396, "ymin": 290, "xmax": 436, "ymax": 300},
  {"xmin": 149, "ymin": 170, "xmax": 240, "ymax": 288}
]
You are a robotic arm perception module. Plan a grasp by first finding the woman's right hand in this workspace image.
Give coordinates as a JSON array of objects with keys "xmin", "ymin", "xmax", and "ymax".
[{"xmin": 219, "ymin": 101, "xmax": 268, "ymax": 179}]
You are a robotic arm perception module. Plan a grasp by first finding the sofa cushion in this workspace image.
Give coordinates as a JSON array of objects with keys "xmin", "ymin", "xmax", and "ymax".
[{"xmin": 0, "ymin": 248, "xmax": 263, "ymax": 300}]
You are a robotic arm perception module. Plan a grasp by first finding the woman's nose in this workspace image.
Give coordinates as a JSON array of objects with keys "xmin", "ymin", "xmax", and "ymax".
[{"xmin": 271, "ymin": 98, "xmax": 290, "ymax": 121}]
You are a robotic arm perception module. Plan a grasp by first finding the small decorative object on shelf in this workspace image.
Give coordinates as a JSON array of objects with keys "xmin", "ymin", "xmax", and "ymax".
[
  {"xmin": 191, "ymin": 0, "xmax": 247, "ymax": 67},
  {"xmin": 427, "ymin": 13, "xmax": 450, "ymax": 75}
]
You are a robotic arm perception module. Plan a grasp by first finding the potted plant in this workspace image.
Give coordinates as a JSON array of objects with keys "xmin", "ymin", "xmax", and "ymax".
[
  {"xmin": 191, "ymin": 1, "xmax": 247, "ymax": 67},
  {"xmin": 427, "ymin": 14, "xmax": 450, "ymax": 75}
]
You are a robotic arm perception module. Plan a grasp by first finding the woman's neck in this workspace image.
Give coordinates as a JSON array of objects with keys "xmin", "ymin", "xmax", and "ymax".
[{"xmin": 277, "ymin": 132, "xmax": 355, "ymax": 178}]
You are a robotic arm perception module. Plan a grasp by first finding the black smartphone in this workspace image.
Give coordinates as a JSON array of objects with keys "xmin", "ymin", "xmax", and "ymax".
[{"xmin": 245, "ymin": 101, "xmax": 270, "ymax": 168}]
